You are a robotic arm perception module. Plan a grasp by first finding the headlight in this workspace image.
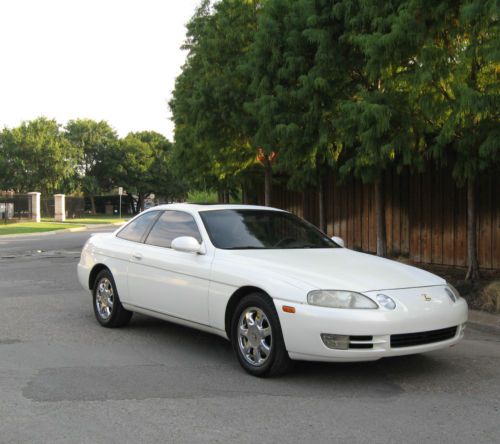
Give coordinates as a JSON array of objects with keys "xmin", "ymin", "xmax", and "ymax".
[
  {"xmin": 445, "ymin": 285, "xmax": 461, "ymax": 303},
  {"xmin": 307, "ymin": 290, "xmax": 378, "ymax": 309}
]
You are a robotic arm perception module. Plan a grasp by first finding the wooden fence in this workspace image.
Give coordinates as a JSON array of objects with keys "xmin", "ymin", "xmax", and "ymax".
[{"xmin": 255, "ymin": 168, "xmax": 500, "ymax": 270}]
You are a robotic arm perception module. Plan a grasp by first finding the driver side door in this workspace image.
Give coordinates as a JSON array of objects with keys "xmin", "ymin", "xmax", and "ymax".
[{"xmin": 127, "ymin": 210, "xmax": 212, "ymax": 325}]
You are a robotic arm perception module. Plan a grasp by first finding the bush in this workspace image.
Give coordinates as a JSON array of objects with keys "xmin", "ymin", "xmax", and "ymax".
[
  {"xmin": 480, "ymin": 281, "xmax": 500, "ymax": 313},
  {"xmin": 187, "ymin": 190, "xmax": 218, "ymax": 204}
]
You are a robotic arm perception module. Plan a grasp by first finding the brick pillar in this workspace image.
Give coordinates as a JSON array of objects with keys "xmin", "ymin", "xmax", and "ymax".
[
  {"xmin": 27, "ymin": 192, "xmax": 41, "ymax": 223},
  {"xmin": 54, "ymin": 194, "xmax": 66, "ymax": 222}
]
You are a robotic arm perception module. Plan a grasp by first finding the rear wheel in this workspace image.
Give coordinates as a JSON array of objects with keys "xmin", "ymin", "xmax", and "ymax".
[
  {"xmin": 231, "ymin": 292, "xmax": 293, "ymax": 377},
  {"xmin": 93, "ymin": 269, "xmax": 132, "ymax": 328}
]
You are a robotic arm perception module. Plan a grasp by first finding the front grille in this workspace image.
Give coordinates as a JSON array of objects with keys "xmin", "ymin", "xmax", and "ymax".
[{"xmin": 391, "ymin": 326, "xmax": 457, "ymax": 348}]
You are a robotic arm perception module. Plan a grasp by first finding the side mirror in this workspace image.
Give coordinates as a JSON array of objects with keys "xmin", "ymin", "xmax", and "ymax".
[
  {"xmin": 171, "ymin": 236, "xmax": 204, "ymax": 254},
  {"xmin": 331, "ymin": 236, "xmax": 345, "ymax": 248}
]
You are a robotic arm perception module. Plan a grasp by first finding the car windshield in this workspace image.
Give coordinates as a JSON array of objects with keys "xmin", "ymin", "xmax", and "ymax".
[{"xmin": 199, "ymin": 209, "xmax": 339, "ymax": 250}]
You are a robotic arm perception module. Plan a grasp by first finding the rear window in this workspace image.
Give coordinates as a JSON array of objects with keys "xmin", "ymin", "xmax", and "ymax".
[{"xmin": 116, "ymin": 211, "xmax": 159, "ymax": 243}]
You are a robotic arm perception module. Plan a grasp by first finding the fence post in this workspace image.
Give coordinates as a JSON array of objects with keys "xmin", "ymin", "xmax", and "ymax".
[
  {"xmin": 54, "ymin": 194, "xmax": 66, "ymax": 222},
  {"xmin": 27, "ymin": 192, "xmax": 41, "ymax": 223}
]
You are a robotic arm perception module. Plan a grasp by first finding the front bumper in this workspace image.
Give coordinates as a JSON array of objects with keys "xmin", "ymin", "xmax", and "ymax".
[
  {"xmin": 77, "ymin": 262, "xmax": 90, "ymax": 291},
  {"xmin": 274, "ymin": 288, "xmax": 468, "ymax": 362}
]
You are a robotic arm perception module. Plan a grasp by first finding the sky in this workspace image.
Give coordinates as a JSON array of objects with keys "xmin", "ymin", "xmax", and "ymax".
[{"xmin": 0, "ymin": 0, "xmax": 200, "ymax": 140}]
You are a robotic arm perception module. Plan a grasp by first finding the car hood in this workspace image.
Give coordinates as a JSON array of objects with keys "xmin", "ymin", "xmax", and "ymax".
[{"xmin": 223, "ymin": 248, "xmax": 445, "ymax": 292}]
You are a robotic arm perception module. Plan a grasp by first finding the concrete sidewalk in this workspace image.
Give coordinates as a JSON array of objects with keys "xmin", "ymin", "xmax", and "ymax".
[{"xmin": 468, "ymin": 309, "xmax": 500, "ymax": 333}]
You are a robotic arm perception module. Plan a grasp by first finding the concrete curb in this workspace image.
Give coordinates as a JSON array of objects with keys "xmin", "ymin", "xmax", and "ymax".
[
  {"xmin": 468, "ymin": 309, "xmax": 500, "ymax": 334},
  {"xmin": 0, "ymin": 222, "xmax": 125, "ymax": 239}
]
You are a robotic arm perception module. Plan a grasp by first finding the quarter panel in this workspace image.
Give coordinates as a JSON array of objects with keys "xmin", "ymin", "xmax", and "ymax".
[{"xmin": 82, "ymin": 234, "xmax": 133, "ymax": 302}]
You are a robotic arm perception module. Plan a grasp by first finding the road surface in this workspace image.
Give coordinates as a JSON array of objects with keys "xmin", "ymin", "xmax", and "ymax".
[{"xmin": 0, "ymin": 229, "xmax": 499, "ymax": 443}]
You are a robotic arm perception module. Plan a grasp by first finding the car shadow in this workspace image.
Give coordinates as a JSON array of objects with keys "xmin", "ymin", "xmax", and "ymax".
[{"xmin": 124, "ymin": 314, "xmax": 460, "ymax": 387}]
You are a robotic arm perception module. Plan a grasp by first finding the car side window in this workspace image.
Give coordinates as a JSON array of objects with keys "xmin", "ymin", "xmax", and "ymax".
[
  {"xmin": 145, "ymin": 210, "xmax": 202, "ymax": 248},
  {"xmin": 116, "ymin": 211, "xmax": 159, "ymax": 243}
]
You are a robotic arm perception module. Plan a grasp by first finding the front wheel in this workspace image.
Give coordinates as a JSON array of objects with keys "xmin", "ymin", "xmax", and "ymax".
[
  {"xmin": 231, "ymin": 292, "xmax": 293, "ymax": 377},
  {"xmin": 93, "ymin": 269, "xmax": 132, "ymax": 328}
]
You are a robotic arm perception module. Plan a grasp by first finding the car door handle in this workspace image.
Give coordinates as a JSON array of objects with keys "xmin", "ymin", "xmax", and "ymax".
[{"xmin": 132, "ymin": 252, "xmax": 143, "ymax": 260}]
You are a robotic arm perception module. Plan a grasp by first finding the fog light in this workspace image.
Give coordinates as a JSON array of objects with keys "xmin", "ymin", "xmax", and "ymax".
[
  {"xmin": 376, "ymin": 294, "xmax": 396, "ymax": 310},
  {"xmin": 321, "ymin": 334, "xmax": 349, "ymax": 350}
]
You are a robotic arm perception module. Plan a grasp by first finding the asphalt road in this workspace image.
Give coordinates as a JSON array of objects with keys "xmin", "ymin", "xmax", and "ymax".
[{"xmin": 0, "ymin": 229, "xmax": 499, "ymax": 444}]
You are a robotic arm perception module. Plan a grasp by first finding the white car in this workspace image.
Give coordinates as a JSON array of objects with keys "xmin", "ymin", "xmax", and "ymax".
[{"xmin": 78, "ymin": 204, "xmax": 468, "ymax": 376}]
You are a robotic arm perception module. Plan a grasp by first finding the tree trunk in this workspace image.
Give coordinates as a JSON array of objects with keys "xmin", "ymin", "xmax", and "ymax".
[
  {"xmin": 90, "ymin": 195, "xmax": 96, "ymax": 215},
  {"xmin": 465, "ymin": 178, "xmax": 480, "ymax": 281},
  {"xmin": 318, "ymin": 179, "xmax": 327, "ymax": 233},
  {"xmin": 374, "ymin": 178, "xmax": 387, "ymax": 257},
  {"xmin": 264, "ymin": 163, "xmax": 272, "ymax": 206},
  {"xmin": 242, "ymin": 185, "xmax": 248, "ymax": 204}
]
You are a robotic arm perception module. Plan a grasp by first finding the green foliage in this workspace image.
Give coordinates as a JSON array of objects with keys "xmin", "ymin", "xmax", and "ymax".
[
  {"xmin": 170, "ymin": 0, "xmax": 261, "ymax": 193},
  {"xmin": 246, "ymin": 0, "xmax": 354, "ymax": 188},
  {"xmin": 412, "ymin": 0, "xmax": 499, "ymax": 182},
  {"xmin": 172, "ymin": 0, "xmax": 498, "ymax": 191},
  {"xmin": 0, "ymin": 120, "xmax": 184, "ymax": 209},
  {"xmin": 110, "ymin": 131, "xmax": 183, "ymax": 212},
  {"xmin": 65, "ymin": 119, "xmax": 118, "ymax": 197},
  {"xmin": 0, "ymin": 117, "xmax": 78, "ymax": 194},
  {"xmin": 187, "ymin": 189, "xmax": 218, "ymax": 204}
]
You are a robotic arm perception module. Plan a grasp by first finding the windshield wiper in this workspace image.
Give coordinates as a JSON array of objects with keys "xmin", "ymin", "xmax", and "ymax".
[{"xmin": 225, "ymin": 246, "xmax": 265, "ymax": 250}]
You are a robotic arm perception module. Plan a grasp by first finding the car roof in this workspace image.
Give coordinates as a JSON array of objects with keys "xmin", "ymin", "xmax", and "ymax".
[{"xmin": 147, "ymin": 203, "xmax": 285, "ymax": 213}]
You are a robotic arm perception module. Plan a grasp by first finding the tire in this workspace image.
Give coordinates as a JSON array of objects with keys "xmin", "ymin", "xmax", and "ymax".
[
  {"xmin": 92, "ymin": 269, "xmax": 132, "ymax": 328},
  {"xmin": 231, "ymin": 292, "xmax": 293, "ymax": 377}
]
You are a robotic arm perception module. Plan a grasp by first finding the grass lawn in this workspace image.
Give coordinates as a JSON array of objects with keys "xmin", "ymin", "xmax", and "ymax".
[
  {"xmin": 41, "ymin": 215, "xmax": 129, "ymax": 224},
  {"xmin": 0, "ymin": 221, "xmax": 84, "ymax": 236}
]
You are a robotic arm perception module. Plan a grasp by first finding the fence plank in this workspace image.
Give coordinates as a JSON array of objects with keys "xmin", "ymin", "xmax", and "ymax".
[
  {"xmin": 442, "ymin": 174, "xmax": 455, "ymax": 266},
  {"xmin": 401, "ymin": 172, "xmax": 410, "ymax": 257},
  {"xmin": 431, "ymin": 168, "xmax": 444, "ymax": 264},
  {"xmin": 493, "ymin": 174, "xmax": 500, "ymax": 270},
  {"xmin": 409, "ymin": 173, "xmax": 422, "ymax": 262},
  {"xmin": 385, "ymin": 172, "xmax": 393, "ymax": 254},
  {"xmin": 454, "ymin": 184, "xmax": 467, "ymax": 267},
  {"xmin": 478, "ymin": 175, "xmax": 493, "ymax": 269}
]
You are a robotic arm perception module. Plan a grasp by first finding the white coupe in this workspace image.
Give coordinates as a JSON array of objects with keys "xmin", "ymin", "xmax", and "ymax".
[{"xmin": 78, "ymin": 204, "xmax": 468, "ymax": 376}]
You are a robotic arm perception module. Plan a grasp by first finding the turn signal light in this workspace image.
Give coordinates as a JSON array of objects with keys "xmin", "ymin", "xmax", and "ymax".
[{"xmin": 282, "ymin": 305, "xmax": 296, "ymax": 313}]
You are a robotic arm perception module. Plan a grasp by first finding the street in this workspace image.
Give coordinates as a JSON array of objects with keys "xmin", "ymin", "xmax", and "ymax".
[{"xmin": 0, "ymin": 229, "xmax": 499, "ymax": 444}]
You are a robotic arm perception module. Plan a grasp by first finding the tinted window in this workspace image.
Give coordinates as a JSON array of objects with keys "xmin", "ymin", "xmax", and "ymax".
[
  {"xmin": 200, "ymin": 209, "xmax": 338, "ymax": 249},
  {"xmin": 145, "ymin": 211, "xmax": 202, "ymax": 248},
  {"xmin": 116, "ymin": 211, "xmax": 159, "ymax": 243}
]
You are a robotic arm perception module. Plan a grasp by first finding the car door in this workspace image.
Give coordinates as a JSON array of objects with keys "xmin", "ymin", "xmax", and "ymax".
[
  {"xmin": 126, "ymin": 210, "xmax": 212, "ymax": 325},
  {"xmin": 111, "ymin": 210, "xmax": 162, "ymax": 303}
]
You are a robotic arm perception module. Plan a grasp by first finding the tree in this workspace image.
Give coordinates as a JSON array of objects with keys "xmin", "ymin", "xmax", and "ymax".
[
  {"xmin": 245, "ymin": 0, "xmax": 291, "ymax": 206},
  {"xmin": 331, "ymin": 0, "xmax": 437, "ymax": 256},
  {"xmin": 251, "ymin": 0, "xmax": 353, "ymax": 227},
  {"xmin": 411, "ymin": 0, "xmax": 499, "ymax": 280},
  {"xmin": 65, "ymin": 119, "xmax": 118, "ymax": 213},
  {"xmin": 111, "ymin": 131, "xmax": 178, "ymax": 213},
  {"xmin": 0, "ymin": 117, "xmax": 78, "ymax": 196},
  {"xmin": 170, "ymin": 0, "xmax": 261, "ymax": 203}
]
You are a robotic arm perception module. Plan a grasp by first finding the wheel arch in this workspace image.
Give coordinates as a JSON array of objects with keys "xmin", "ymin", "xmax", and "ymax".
[
  {"xmin": 88, "ymin": 264, "xmax": 111, "ymax": 290},
  {"xmin": 224, "ymin": 285, "xmax": 270, "ymax": 338}
]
